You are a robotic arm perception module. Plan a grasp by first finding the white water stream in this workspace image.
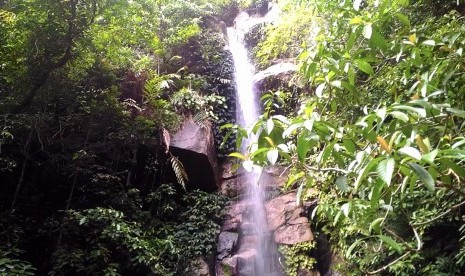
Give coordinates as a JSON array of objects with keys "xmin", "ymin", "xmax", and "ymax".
[{"xmin": 227, "ymin": 10, "xmax": 282, "ymax": 275}]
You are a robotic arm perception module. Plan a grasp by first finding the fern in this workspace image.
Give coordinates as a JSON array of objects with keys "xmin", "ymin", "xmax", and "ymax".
[
  {"xmin": 162, "ymin": 128, "xmax": 170, "ymax": 154},
  {"xmin": 170, "ymin": 155, "xmax": 188, "ymax": 190},
  {"xmin": 193, "ymin": 111, "xmax": 209, "ymax": 129}
]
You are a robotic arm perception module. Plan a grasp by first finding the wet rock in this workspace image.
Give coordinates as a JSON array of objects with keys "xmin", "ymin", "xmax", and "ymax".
[
  {"xmin": 275, "ymin": 223, "xmax": 313, "ymax": 245},
  {"xmin": 236, "ymin": 250, "xmax": 257, "ymax": 276},
  {"xmin": 216, "ymin": 257, "xmax": 237, "ymax": 276},
  {"xmin": 188, "ymin": 257, "xmax": 211, "ymax": 276},
  {"xmin": 266, "ymin": 192, "xmax": 314, "ymax": 245},
  {"xmin": 218, "ymin": 231, "xmax": 239, "ymax": 260},
  {"xmin": 221, "ymin": 215, "xmax": 242, "ymax": 232},
  {"xmin": 246, "ymin": 0, "xmax": 269, "ymax": 16},
  {"xmin": 171, "ymin": 118, "xmax": 219, "ymax": 192},
  {"xmin": 253, "ymin": 62, "xmax": 297, "ymax": 92}
]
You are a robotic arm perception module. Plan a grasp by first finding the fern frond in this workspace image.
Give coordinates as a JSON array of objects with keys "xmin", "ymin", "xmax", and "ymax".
[
  {"xmin": 170, "ymin": 155, "xmax": 188, "ymax": 190},
  {"xmin": 218, "ymin": 78, "xmax": 231, "ymax": 84},
  {"xmin": 193, "ymin": 111, "xmax": 208, "ymax": 129},
  {"xmin": 162, "ymin": 128, "xmax": 170, "ymax": 154}
]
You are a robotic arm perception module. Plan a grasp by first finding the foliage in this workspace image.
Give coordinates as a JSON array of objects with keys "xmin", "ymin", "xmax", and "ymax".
[
  {"xmin": 229, "ymin": 0, "xmax": 465, "ymax": 274},
  {"xmin": 51, "ymin": 185, "xmax": 227, "ymax": 275},
  {"xmin": 170, "ymin": 87, "xmax": 227, "ymax": 121},
  {"xmin": 254, "ymin": 1, "xmax": 316, "ymax": 68},
  {"xmin": 0, "ymin": 214, "xmax": 36, "ymax": 276},
  {"xmin": 279, "ymin": 241, "xmax": 317, "ymax": 276},
  {"xmin": 0, "ymin": 0, "xmax": 235, "ymax": 274}
]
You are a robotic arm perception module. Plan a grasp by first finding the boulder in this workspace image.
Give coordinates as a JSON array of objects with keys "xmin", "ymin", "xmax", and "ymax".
[
  {"xmin": 216, "ymin": 257, "xmax": 237, "ymax": 276},
  {"xmin": 275, "ymin": 223, "xmax": 313, "ymax": 245},
  {"xmin": 266, "ymin": 192, "xmax": 314, "ymax": 245},
  {"xmin": 188, "ymin": 257, "xmax": 211, "ymax": 276},
  {"xmin": 253, "ymin": 62, "xmax": 297, "ymax": 93},
  {"xmin": 217, "ymin": 231, "xmax": 239, "ymax": 260},
  {"xmin": 171, "ymin": 118, "xmax": 220, "ymax": 192}
]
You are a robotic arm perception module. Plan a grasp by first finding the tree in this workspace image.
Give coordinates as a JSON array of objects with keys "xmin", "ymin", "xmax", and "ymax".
[{"xmin": 230, "ymin": 0, "xmax": 465, "ymax": 274}]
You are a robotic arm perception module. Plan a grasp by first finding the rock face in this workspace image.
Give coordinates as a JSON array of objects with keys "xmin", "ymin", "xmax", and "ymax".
[
  {"xmin": 171, "ymin": 118, "xmax": 219, "ymax": 192},
  {"xmin": 253, "ymin": 62, "xmax": 297, "ymax": 93},
  {"xmin": 188, "ymin": 257, "xmax": 212, "ymax": 276},
  {"xmin": 218, "ymin": 231, "xmax": 239, "ymax": 259},
  {"xmin": 266, "ymin": 193, "xmax": 313, "ymax": 245},
  {"xmin": 216, "ymin": 166, "xmax": 317, "ymax": 275}
]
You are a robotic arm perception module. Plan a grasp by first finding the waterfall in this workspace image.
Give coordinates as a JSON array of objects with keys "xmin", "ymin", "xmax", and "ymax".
[{"xmin": 227, "ymin": 12, "xmax": 283, "ymax": 276}]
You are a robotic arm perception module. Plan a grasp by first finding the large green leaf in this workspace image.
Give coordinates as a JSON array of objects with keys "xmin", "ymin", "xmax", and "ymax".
[
  {"xmin": 335, "ymin": 176, "xmax": 349, "ymax": 192},
  {"xmin": 315, "ymin": 83, "xmax": 325, "ymax": 98},
  {"xmin": 229, "ymin": 152, "xmax": 247, "ymax": 160},
  {"xmin": 391, "ymin": 105, "xmax": 426, "ymax": 117},
  {"xmin": 398, "ymin": 146, "xmax": 422, "ymax": 160},
  {"xmin": 408, "ymin": 162, "xmax": 435, "ymax": 192},
  {"xmin": 355, "ymin": 59, "xmax": 374, "ymax": 75},
  {"xmin": 297, "ymin": 132, "xmax": 318, "ymax": 161},
  {"xmin": 267, "ymin": 148, "xmax": 279, "ymax": 165},
  {"xmin": 355, "ymin": 157, "xmax": 382, "ymax": 190},
  {"xmin": 378, "ymin": 235, "xmax": 402, "ymax": 253},
  {"xmin": 370, "ymin": 218, "xmax": 384, "ymax": 233},
  {"xmin": 377, "ymin": 158, "xmax": 395, "ymax": 186},
  {"xmin": 266, "ymin": 118, "xmax": 274, "ymax": 134}
]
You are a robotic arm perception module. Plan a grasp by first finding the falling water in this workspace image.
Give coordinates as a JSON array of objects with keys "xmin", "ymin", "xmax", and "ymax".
[{"xmin": 227, "ymin": 12, "xmax": 282, "ymax": 276}]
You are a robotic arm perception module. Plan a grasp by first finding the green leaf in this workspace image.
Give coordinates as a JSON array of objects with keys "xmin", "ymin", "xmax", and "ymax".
[
  {"xmin": 317, "ymin": 140, "xmax": 337, "ymax": 165},
  {"xmin": 408, "ymin": 162, "xmax": 435, "ymax": 192},
  {"xmin": 355, "ymin": 157, "xmax": 382, "ymax": 190},
  {"xmin": 304, "ymin": 118, "xmax": 314, "ymax": 131},
  {"xmin": 422, "ymin": 39, "xmax": 436, "ymax": 46},
  {"xmin": 287, "ymin": 171, "xmax": 305, "ymax": 188},
  {"xmin": 370, "ymin": 28, "xmax": 388, "ymax": 50},
  {"xmin": 341, "ymin": 81, "xmax": 357, "ymax": 93},
  {"xmin": 391, "ymin": 105, "xmax": 426, "ymax": 117},
  {"xmin": 346, "ymin": 239, "xmax": 362, "ymax": 258},
  {"xmin": 297, "ymin": 132, "xmax": 317, "ymax": 161},
  {"xmin": 267, "ymin": 148, "xmax": 279, "ymax": 165},
  {"xmin": 440, "ymin": 159, "xmax": 465, "ymax": 180},
  {"xmin": 395, "ymin": 13, "xmax": 411, "ymax": 27},
  {"xmin": 389, "ymin": 111, "xmax": 409, "ymax": 122},
  {"xmin": 421, "ymin": 149, "xmax": 438, "ymax": 164},
  {"xmin": 315, "ymin": 83, "xmax": 325, "ymax": 98},
  {"xmin": 335, "ymin": 176, "xmax": 349, "ymax": 192},
  {"xmin": 401, "ymin": 175, "xmax": 410, "ymax": 194},
  {"xmin": 355, "ymin": 59, "xmax": 374, "ymax": 75},
  {"xmin": 342, "ymin": 139, "xmax": 356, "ymax": 153},
  {"xmin": 250, "ymin": 147, "xmax": 270, "ymax": 158},
  {"xmin": 341, "ymin": 203, "xmax": 350, "ymax": 217},
  {"xmin": 446, "ymin": 107, "xmax": 465, "ymax": 118},
  {"xmin": 370, "ymin": 218, "xmax": 384, "ymax": 233},
  {"xmin": 371, "ymin": 179, "xmax": 385, "ymax": 207},
  {"xmin": 398, "ymin": 0, "xmax": 410, "ymax": 7},
  {"xmin": 398, "ymin": 146, "xmax": 422, "ymax": 160},
  {"xmin": 229, "ymin": 152, "xmax": 247, "ymax": 160},
  {"xmin": 296, "ymin": 183, "xmax": 304, "ymax": 206},
  {"xmin": 363, "ymin": 24, "xmax": 373, "ymax": 39},
  {"xmin": 264, "ymin": 136, "xmax": 275, "ymax": 147},
  {"xmin": 350, "ymin": 17, "xmax": 363, "ymax": 25},
  {"xmin": 282, "ymin": 122, "xmax": 302, "ymax": 138},
  {"xmin": 377, "ymin": 158, "xmax": 395, "ymax": 186},
  {"xmin": 266, "ymin": 119, "xmax": 274, "ymax": 134},
  {"xmin": 378, "ymin": 235, "xmax": 403, "ymax": 253}
]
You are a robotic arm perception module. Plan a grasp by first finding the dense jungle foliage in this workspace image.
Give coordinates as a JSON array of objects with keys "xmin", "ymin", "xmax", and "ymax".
[
  {"xmin": 232, "ymin": 0, "xmax": 465, "ymax": 274},
  {"xmin": 0, "ymin": 0, "xmax": 245, "ymax": 274},
  {"xmin": 2, "ymin": 0, "xmax": 465, "ymax": 275}
]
